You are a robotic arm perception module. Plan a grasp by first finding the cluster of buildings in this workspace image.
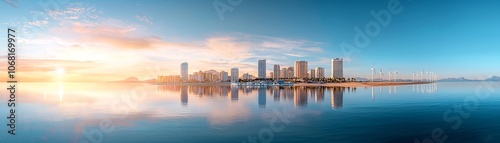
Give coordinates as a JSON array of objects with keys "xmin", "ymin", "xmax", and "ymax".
[{"xmin": 157, "ymin": 58, "xmax": 344, "ymax": 83}]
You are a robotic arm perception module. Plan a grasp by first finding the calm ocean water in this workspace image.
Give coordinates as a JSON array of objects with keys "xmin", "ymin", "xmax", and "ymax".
[{"xmin": 1, "ymin": 82, "xmax": 499, "ymax": 143}]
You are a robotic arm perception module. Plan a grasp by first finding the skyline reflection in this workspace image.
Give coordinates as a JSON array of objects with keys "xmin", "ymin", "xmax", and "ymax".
[
  {"xmin": 331, "ymin": 87, "xmax": 345, "ymax": 109},
  {"xmin": 156, "ymin": 85, "xmax": 362, "ymax": 108},
  {"xmin": 155, "ymin": 84, "xmax": 438, "ymax": 110}
]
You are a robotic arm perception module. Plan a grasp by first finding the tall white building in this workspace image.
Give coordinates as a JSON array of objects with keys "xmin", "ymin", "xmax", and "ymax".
[
  {"xmin": 273, "ymin": 64, "xmax": 280, "ymax": 80},
  {"xmin": 315, "ymin": 67, "xmax": 325, "ymax": 78},
  {"xmin": 180, "ymin": 62, "xmax": 188, "ymax": 82},
  {"xmin": 258, "ymin": 59, "xmax": 266, "ymax": 79},
  {"xmin": 231, "ymin": 68, "xmax": 239, "ymax": 83},
  {"xmin": 332, "ymin": 58, "xmax": 343, "ymax": 78},
  {"xmin": 295, "ymin": 61, "xmax": 308, "ymax": 79}
]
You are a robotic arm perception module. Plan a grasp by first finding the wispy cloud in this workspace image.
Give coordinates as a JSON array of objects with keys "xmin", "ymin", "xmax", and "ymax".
[
  {"xmin": 59, "ymin": 21, "xmax": 196, "ymax": 50},
  {"xmin": 135, "ymin": 15, "xmax": 153, "ymax": 25},
  {"xmin": 284, "ymin": 53, "xmax": 305, "ymax": 57},
  {"xmin": 2, "ymin": 0, "xmax": 17, "ymax": 7},
  {"xmin": 47, "ymin": 2, "xmax": 100, "ymax": 22},
  {"xmin": 28, "ymin": 20, "xmax": 48, "ymax": 27}
]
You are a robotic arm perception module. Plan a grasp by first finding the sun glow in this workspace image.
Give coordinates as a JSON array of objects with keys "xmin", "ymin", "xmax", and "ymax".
[{"xmin": 57, "ymin": 67, "xmax": 65, "ymax": 75}]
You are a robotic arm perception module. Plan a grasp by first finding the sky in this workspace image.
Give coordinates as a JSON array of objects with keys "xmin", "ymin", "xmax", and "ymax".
[{"xmin": 1, "ymin": 0, "xmax": 499, "ymax": 81}]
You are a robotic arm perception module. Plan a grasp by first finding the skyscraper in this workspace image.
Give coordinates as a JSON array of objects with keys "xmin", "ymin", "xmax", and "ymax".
[
  {"xmin": 310, "ymin": 69, "xmax": 316, "ymax": 78},
  {"xmin": 316, "ymin": 67, "xmax": 325, "ymax": 78},
  {"xmin": 220, "ymin": 70, "xmax": 228, "ymax": 82},
  {"xmin": 231, "ymin": 68, "xmax": 239, "ymax": 83},
  {"xmin": 287, "ymin": 67, "xmax": 294, "ymax": 78},
  {"xmin": 332, "ymin": 58, "xmax": 343, "ymax": 78},
  {"xmin": 273, "ymin": 64, "xmax": 280, "ymax": 80},
  {"xmin": 180, "ymin": 62, "xmax": 188, "ymax": 82},
  {"xmin": 295, "ymin": 61, "xmax": 308, "ymax": 79},
  {"xmin": 258, "ymin": 59, "xmax": 266, "ymax": 79},
  {"xmin": 281, "ymin": 68, "xmax": 287, "ymax": 79}
]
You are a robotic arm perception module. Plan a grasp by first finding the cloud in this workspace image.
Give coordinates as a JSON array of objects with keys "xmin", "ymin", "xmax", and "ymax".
[
  {"xmin": 69, "ymin": 22, "xmax": 195, "ymax": 50},
  {"xmin": 47, "ymin": 2, "xmax": 100, "ymax": 22},
  {"xmin": 28, "ymin": 20, "xmax": 49, "ymax": 27},
  {"xmin": 284, "ymin": 53, "xmax": 305, "ymax": 57},
  {"xmin": 3, "ymin": 0, "xmax": 17, "ymax": 7},
  {"xmin": 135, "ymin": 15, "xmax": 153, "ymax": 25},
  {"xmin": 21, "ymin": 16, "xmax": 326, "ymax": 80},
  {"xmin": 206, "ymin": 37, "xmax": 253, "ymax": 62}
]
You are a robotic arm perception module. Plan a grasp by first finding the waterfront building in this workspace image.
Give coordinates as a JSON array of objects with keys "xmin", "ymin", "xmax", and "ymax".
[
  {"xmin": 295, "ymin": 61, "xmax": 308, "ymax": 79},
  {"xmin": 332, "ymin": 58, "xmax": 343, "ymax": 78}
]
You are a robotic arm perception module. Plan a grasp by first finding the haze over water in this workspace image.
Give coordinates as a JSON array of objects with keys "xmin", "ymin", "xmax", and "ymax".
[{"xmin": 1, "ymin": 82, "xmax": 499, "ymax": 143}]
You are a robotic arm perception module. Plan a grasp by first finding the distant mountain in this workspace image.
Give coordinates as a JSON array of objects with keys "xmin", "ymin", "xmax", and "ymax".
[
  {"xmin": 485, "ymin": 76, "xmax": 500, "ymax": 81},
  {"xmin": 121, "ymin": 77, "xmax": 140, "ymax": 82},
  {"xmin": 438, "ymin": 77, "xmax": 477, "ymax": 82},
  {"xmin": 438, "ymin": 76, "xmax": 500, "ymax": 82},
  {"xmin": 354, "ymin": 77, "xmax": 369, "ymax": 81}
]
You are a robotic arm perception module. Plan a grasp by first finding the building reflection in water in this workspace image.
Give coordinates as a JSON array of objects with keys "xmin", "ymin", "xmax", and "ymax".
[
  {"xmin": 156, "ymin": 85, "xmax": 357, "ymax": 109},
  {"xmin": 272, "ymin": 87, "xmax": 280, "ymax": 102},
  {"xmin": 316, "ymin": 87, "xmax": 325, "ymax": 103},
  {"xmin": 294, "ymin": 87, "xmax": 308, "ymax": 107},
  {"xmin": 231, "ymin": 87, "xmax": 238, "ymax": 101},
  {"xmin": 331, "ymin": 87, "xmax": 345, "ymax": 109},
  {"xmin": 258, "ymin": 88, "xmax": 266, "ymax": 108},
  {"xmin": 181, "ymin": 86, "xmax": 188, "ymax": 106}
]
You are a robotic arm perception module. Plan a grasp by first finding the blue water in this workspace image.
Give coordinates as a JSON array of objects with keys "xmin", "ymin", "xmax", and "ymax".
[{"xmin": 1, "ymin": 82, "xmax": 499, "ymax": 143}]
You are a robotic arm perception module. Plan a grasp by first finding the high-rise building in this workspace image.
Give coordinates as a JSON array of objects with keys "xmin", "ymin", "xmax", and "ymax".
[
  {"xmin": 204, "ymin": 72, "xmax": 213, "ymax": 82},
  {"xmin": 180, "ymin": 62, "xmax": 188, "ymax": 82},
  {"xmin": 295, "ymin": 61, "xmax": 308, "ymax": 79},
  {"xmin": 316, "ymin": 67, "xmax": 325, "ymax": 78},
  {"xmin": 281, "ymin": 68, "xmax": 287, "ymax": 78},
  {"xmin": 231, "ymin": 68, "xmax": 239, "ymax": 82},
  {"xmin": 332, "ymin": 58, "xmax": 343, "ymax": 78},
  {"xmin": 273, "ymin": 64, "xmax": 280, "ymax": 80},
  {"xmin": 287, "ymin": 67, "xmax": 294, "ymax": 78},
  {"xmin": 310, "ymin": 69, "xmax": 316, "ymax": 78},
  {"xmin": 220, "ymin": 71, "xmax": 228, "ymax": 82},
  {"xmin": 197, "ymin": 70, "xmax": 205, "ymax": 82},
  {"xmin": 243, "ymin": 73, "xmax": 253, "ymax": 80},
  {"xmin": 258, "ymin": 59, "xmax": 266, "ymax": 79}
]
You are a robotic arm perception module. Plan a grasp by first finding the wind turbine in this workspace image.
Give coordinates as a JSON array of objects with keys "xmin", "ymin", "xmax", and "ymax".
[
  {"xmin": 426, "ymin": 69, "xmax": 430, "ymax": 82},
  {"xmin": 389, "ymin": 68, "xmax": 392, "ymax": 81},
  {"xmin": 421, "ymin": 69, "xmax": 424, "ymax": 82},
  {"xmin": 430, "ymin": 72, "xmax": 434, "ymax": 82},
  {"xmin": 371, "ymin": 63, "xmax": 375, "ymax": 83},
  {"xmin": 412, "ymin": 72, "xmax": 415, "ymax": 82},
  {"xmin": 416, "ymin": 73, "xmax": 419, "ymax": 82},
  {"xmin": 379, "ymin": 69, "xmax": 384, "ymax": 82},
  {"xmin": 394, "ymin": 70, "xmax": 398, "ymax": 82}
]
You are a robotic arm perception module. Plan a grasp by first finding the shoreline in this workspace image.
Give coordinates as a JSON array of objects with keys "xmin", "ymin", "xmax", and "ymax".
[
  {"xmin": 293, "ymin": 81, "xmax": 433, "ymax": 87},
  {"xmin": 154, "ymin": 81, "xmax": 433, "ymax": 87}
]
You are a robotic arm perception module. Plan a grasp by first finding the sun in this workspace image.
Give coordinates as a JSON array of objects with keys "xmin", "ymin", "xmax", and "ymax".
[{"xmin": 57, "ymin": 67, "xmax": 65, "ymax": 75}]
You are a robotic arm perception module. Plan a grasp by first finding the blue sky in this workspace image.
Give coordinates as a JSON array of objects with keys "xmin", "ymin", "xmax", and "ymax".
[{"xmin": 1, "ymin": 0, "xmax": 499, "ymax": 81}]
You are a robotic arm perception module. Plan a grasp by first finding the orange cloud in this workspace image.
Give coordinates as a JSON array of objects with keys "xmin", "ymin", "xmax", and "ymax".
[{"xmin": 71, "ymin": 22, "xmax": 195, "ymax": 50}]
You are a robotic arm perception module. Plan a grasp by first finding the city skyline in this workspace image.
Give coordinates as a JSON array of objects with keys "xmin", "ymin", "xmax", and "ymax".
[{"xmin": 1, "ymin": 0, "xmax": 500, "ymax": 82}]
